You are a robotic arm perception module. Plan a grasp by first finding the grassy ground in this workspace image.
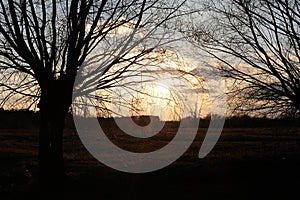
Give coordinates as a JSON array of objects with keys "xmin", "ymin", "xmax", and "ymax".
[{"xmin": 1, "ymin": 125, "xmax": 300, "ymax": 199}]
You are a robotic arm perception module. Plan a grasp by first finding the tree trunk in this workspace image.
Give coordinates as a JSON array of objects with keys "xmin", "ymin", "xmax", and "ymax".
[
  {"xmin": 291, "ymin": 92, "xmax": 300, "ymax": 112},
  {"xmin": 38, "ymin": 83, "xmax": 71, "ymax": 193}
]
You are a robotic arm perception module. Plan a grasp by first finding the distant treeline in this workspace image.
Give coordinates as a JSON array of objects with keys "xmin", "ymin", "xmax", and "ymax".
[{"xmin": 0, "ymin": 109, "xmax": 299, "ymax": 129}]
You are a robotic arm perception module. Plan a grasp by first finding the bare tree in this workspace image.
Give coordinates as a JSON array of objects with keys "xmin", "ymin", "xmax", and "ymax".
[
  {"xmin": 187, "ymin": 0, "xmax": 300, "ymax": 117},
  {"xmin": 0, "ymin": 0, "xmax": 186, "ymax": 189}
]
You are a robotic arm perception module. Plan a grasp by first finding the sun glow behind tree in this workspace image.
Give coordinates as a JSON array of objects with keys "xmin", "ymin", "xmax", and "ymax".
[{"xmin": 72, "ymin": 48, "xmax": 213, "ymax": 121}]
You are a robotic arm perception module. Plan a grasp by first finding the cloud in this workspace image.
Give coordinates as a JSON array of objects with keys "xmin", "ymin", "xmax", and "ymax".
[{"xmin": 183, "ymin": 88, "xmax": 209, "ymax": 94}]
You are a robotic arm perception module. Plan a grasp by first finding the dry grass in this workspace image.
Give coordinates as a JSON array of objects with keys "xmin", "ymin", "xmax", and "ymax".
[{"xmin": 1, "ymin": 125, "xmax": 300, "ymax": 199}]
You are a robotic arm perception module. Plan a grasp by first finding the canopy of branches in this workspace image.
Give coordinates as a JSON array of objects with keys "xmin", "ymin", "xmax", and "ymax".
[{"xmin": 188, "ymin": 0, "xmax": 300, "ymax": 117}]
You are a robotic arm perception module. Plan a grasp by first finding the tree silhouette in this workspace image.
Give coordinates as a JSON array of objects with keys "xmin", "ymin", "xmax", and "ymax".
[
  {"xmin": 188, "ymin": 0, "xmax": 300, "ymax": 116},
  {"xmin": 0, "ymin": 0, "xmax": 186, "ymax": 190}
]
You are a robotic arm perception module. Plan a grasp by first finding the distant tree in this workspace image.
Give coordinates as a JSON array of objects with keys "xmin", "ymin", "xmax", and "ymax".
[
  {"xmin": 0, "ymin": 0, "xmax": 186, "ymax": 190},
  {"xmin": 188, "ymin": 0, "xmax": 300, "ymax": 117}
]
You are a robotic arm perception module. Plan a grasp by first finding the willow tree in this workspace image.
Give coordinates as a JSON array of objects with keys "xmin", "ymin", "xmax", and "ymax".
[
  {"xmin": 188, "ymin": 0, "xmax": 300, "ymax": 117},
  {"xmin": 0, "ymin": 0, "xmax": 186, "ymax": 188}
]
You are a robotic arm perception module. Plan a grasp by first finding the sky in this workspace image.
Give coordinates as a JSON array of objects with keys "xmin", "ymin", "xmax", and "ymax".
[{"xmin": 0, "ymin": 0, "xmax": 227, "ymax": 121}]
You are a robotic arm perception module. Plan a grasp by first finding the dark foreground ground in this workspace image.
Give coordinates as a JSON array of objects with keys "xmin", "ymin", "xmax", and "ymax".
[{"xmin": 1, "ymin": 125, "xmax": 300, "ymax": 200}]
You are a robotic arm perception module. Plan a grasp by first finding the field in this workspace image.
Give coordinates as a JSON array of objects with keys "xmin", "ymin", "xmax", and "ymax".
[{"xmin": 1, "ymin": 122, "xmax": 300, "ymax": 199}]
